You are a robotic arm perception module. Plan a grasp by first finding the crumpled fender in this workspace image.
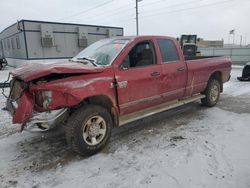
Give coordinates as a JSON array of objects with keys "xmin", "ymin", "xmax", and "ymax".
[
  {"xmin": 13, "ymin": 91, "xmax": 34, "ymax": 124},
  {"xmin": 30, "ymin": 75, "xmax": 117, "ymax": 110}
]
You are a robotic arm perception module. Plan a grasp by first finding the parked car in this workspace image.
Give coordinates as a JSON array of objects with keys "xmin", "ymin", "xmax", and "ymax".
[
  {"xmin": 0, "ymin": 57, "xmax": 8, "ymax": 70},
  {"xmin": 5, "ymin": 36, "xmax": 232, "ymax": 156},
  {"xmin": 237, "ymin": 62, "xmax": 250, "ymax": 81}
]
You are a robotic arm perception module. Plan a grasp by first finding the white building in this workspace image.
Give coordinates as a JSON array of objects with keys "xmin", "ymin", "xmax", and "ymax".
[{"xmin": 0, "ymin": 19, "xmax": 123, "ymax": 67}]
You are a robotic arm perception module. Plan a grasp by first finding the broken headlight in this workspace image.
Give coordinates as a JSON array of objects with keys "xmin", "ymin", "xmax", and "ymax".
[{"xmin": 35, "ymin": 91, "xmax": 52, "ymax": 109}]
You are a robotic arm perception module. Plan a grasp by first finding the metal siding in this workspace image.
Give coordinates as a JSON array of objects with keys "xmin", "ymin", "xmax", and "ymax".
[
  {"xmin": 21, "ymin": 20, "xmax": 123, "ymax": 60},
  {"xmin": 0, "ymin": 22, "xmax": 27, "ymax": 62},
  {"xmin": 0, "ymin": 20, "xmax": 123, "ymax": 66},
  {"xmin": 199, "ymin": 47, "xmax": 250, "ymax": 63}
]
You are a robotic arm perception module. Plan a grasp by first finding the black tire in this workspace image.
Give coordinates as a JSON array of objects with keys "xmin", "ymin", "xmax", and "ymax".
[
  {"xmin": 65, "ymin": 104, "xmax": 112, "ymax": 156},
  {"xmin": 201, "ymin": 79, "xmax": 221, "ymax": 107},
  {"xmin": 0, "ymin": 63, "xmax": 3, "ymax": 70}
]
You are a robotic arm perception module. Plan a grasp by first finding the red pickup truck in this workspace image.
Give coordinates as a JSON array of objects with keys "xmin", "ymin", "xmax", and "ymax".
[{"xmin": 6, "ymin": 36, "xmax": 231, "ymax": 156}]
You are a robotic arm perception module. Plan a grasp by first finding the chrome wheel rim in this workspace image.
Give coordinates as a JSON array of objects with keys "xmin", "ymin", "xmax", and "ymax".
[
  {"xmin": 82, "ymin": 115, "xmax": 107, "ymax": 146},
  {"xmin": 210, "ymin": 84, "xmax": 219, "ymax": 102}
]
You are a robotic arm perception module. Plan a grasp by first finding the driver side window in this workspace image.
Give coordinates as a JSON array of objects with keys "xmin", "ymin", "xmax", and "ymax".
[{"xmin": 121, "ymin": 41, "xmax": 156, "ymax": 69}]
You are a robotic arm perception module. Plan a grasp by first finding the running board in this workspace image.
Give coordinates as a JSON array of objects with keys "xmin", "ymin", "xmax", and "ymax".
[{"xmin": 119, "ymin": 94, "xmax": 205, "ymax": 126}]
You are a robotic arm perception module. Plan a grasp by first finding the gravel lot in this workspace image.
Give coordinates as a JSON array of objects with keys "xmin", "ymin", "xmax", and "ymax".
[{"xmin": 0, "ymin": 66, "xmax": 250, "ymax": 188}]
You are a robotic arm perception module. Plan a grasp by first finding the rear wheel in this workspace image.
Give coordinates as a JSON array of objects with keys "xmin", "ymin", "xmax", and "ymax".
[
  {"xmin": 201, "ymin": 79, "xmax": 220, "ymax": 107},
  {"xmin": 65, "ymin": 104, "xmax": 112, "ymax": 156},
  {"xmin": 0, "ymin": 63, "xmax": 3, "ymax": 70}
]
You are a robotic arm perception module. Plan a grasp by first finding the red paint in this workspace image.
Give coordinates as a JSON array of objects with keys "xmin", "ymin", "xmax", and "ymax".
[
  {"xmin": 12, "ymin": 91, "xmax": 34, "ymax": 124},
  {"xmin": 8, "ymin": 36, "xmax": 232, "ymax": 125},
  {"xmin": 11, "ymin": 61, "xmax": 104, "ymax": 82}
]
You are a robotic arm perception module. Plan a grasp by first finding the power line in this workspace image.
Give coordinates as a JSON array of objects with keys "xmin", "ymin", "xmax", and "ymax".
[
  {"xmin": 57, "ymin": 0, "xmax": 207, "ymax": 26},
  {"xmin": 83, "ymin": 3, "xmax": 134, "ymax": 22},
  {"xmin": 83, "ymin": 0, "xmax": 204, "ymax": 23},
  {"xmin": 138, "ymin": 0, "xmax": 169, "ymax": 7},
  {"xmin": 141, "ymin": 0, "xmax": 234, "ymax": 18},
  {"xmin": 56, "ymin": 0, "xmax": 115, "ymax": 21},
  {"xmin": 55, "ymin": 0, "xmax": 235, "ymax": 32},
  {"xmin": 102, "ymin": 0, "xmax": 234, "ymax": 26},
  {"xmin": 140, "ymin": 0, "xmax": 204, "ymax": 12}
]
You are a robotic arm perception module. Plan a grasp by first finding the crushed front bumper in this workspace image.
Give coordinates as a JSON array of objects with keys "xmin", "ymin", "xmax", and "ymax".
[
  {"xmin": 6, "ymin": 90, "xmax": 34, "ymax": 124},
  {"xmin": 7, "ymin": 95, "xmax": 68, "ymax": 131},
  {"xmin": 27, "ymin": 108, "xmax": 68, "ymax": 131}
]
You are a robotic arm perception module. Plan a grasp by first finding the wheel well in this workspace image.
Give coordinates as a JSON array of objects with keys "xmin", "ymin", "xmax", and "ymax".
[
  {"xmin": 209, "ymin": 71, "xmax": 223, "ymax": 92},
  {"xmin": 75, "ymin": 95, "xmax": 119, "ymax": 127}
]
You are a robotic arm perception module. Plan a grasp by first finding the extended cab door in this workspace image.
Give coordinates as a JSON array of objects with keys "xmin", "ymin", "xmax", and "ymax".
[
  {"xmin": 114, "ymin": 40, "xmax": 163, "ymax": 115},
  {"xmin": 156, "ymin": 38, "xmax": 188, "ymax": 101}
]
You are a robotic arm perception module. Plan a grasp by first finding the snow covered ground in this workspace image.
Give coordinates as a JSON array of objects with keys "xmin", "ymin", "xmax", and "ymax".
[{"xmin": 0, "ymin": 66, "xmax": 250, "ymax": 188}]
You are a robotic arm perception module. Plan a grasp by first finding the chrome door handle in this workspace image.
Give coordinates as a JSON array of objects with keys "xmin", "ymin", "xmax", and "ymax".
[
  {"xmin": 151, "ymin": 71, "xmax": 161, "ymax": 76},
  {"xmin": 177, "ymin": 67, "xmax": 185, "ymax": 72}
]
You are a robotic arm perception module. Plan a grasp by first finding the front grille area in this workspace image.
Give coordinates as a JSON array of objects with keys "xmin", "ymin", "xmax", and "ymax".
[{"xmin": 9, "ymin": 79, "xmax": 23, "ymax": 103}]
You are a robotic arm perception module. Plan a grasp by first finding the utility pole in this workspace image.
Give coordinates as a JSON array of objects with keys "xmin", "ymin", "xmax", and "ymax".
[
  {"xmin": 240, "ymin": 35, "xmax": 242, "ymax": 47},
  {"xmin": 136, "ymin": 0, "xmax": 139, "ymax": 35},
  {"xmin": 245, "ymin": 33, "xmax": 248, "ymax": 45},
  {"xmin": 229, "ymin": 29, "xmax": 235, "ymax": 45},
  {"xmin": 233, "ymin": 33, "xmax": 235, "ymax": 44},
  {"xmin": 135, "ymin": 0, "xmax": 142, "ymax": 36}
]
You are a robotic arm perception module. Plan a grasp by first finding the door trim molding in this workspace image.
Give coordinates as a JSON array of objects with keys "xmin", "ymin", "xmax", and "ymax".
[{"xmin": 120, "ymin": 88, "xmax": 184, "ymax": 110}]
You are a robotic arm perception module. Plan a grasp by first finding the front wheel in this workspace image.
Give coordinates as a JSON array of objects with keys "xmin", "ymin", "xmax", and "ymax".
[
  {"xmin": 201, "ymin": 79, "xmax": 221, "ymax": 107},
  {"xmin": 65, "ymin": 104, "xmax": 112, "ymax": 156}
]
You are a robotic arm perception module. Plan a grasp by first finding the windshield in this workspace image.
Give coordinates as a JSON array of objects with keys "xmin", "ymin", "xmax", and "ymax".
[{"xmin": 72, "ymin": 38, "xmax": 130, "ymax": 66}]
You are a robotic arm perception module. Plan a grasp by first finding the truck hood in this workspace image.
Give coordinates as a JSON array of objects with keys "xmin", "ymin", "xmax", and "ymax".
[{"xmin": 11, "ymin": 61, "xmax": 104, "ymax": 82}]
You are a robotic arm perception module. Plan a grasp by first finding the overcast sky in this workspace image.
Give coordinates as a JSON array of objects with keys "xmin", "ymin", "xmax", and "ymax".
[{"xmin": 0, "ymin": 0, "xmax": 249, "ymax": 44}]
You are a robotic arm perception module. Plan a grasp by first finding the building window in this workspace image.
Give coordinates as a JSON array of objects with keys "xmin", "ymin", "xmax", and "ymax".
[
  {"xmin": 16, "ymin": 36, "xmax": 20, "ymax": 49},
  {"xmin": 157, "ymin": 39, "xmax": 179, "ymax": 62},
  {"xmin": 11, "ymin": 38, "xmax": 15, "ymax": 49},
  {"xmin": 7, "ymin": 39, "xmax": 10, "ymax": 50}
]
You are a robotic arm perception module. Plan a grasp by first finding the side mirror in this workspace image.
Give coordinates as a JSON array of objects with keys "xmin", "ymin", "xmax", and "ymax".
[
  {"xmin": 120, "ymin": 64, "xmax": 129, "ymax": 70},
  {"xmin": 176, "ymin": 37, "xmax": 180, "ymax": 41},
  {"xmin": 120, "ymin": 55, "xmax": 130, "ymax": 70}
]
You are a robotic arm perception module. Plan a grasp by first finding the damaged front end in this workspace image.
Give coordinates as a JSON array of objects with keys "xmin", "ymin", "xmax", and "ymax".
[
  {"xmin": 4, "ymin": 60, "xmax": 107, "ymax": 131},
  {"xmin": 6, "ymin": 77, "xmax": 69, "ymax": 131}
]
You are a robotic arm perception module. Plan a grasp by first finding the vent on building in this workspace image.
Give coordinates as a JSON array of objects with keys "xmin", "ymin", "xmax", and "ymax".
[
  {"xmin": 106, "ymin": 29, "xmax": 116, "ymax": 38},
  {"xmin": 78, "ymin": 27, "xmax": 88, "ymax": 48},
  {"xmin": 40, "ymin": 24, "xmax": 54, "ymax": 47},
  {"xmin": 78, "ymin": 37, "xmax": 88, "ymax": 48},
  {"xmin": 41, "ymin": 37, "xmax": 54, "ymax": 47}
]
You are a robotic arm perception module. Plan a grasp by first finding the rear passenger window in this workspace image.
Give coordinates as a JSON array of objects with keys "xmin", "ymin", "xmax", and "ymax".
[{"xmin": 157, "ymin": 39, "xmax": 179, "ymax": 62}]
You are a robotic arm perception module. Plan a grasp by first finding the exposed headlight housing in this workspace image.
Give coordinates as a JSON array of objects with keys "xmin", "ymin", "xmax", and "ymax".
[
  {"xmin": 35, "ymin": 91, "xmax": 52, "ymax": 109},
  {"xmin": 42, "ymin": 91, "xmax": 52, "ymax": 109}
]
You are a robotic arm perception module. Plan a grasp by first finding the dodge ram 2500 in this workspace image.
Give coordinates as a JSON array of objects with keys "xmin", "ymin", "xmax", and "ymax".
[{"xmin": 5, "ymin": 36, "xmax": 232, "ymax": 156}]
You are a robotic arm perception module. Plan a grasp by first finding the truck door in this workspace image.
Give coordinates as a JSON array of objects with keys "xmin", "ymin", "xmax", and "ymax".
[
  {"xmin": 114, "ymin": 40, "xmax": 162, "ymax": 115},
  {"xmin": 156, "ymin": 39, "xmax": 188, "ymax": 101}
]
